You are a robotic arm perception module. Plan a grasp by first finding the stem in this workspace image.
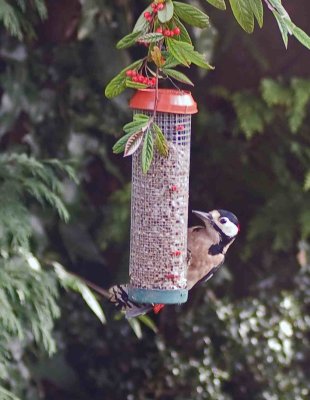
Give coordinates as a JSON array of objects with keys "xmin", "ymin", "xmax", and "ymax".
[
  {"xmin": 45, "ymin": 259, "xmax": 110, "ymax": 299},
  {"xmin": 153, "ymin": 66, "xmax": 160, "ymax": 119},
  {"xmin": 263, "ymin": 0, "xmax": 274, "ymax": 11},
  {"xmin": 75, "ymin": 274, "xmax": 110, "ymax": 299}
]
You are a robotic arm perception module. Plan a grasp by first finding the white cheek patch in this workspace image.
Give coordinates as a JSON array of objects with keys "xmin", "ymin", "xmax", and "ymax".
[{"xmin": 222, "ymin": 220, "xmax": 239, "ymax": 237}]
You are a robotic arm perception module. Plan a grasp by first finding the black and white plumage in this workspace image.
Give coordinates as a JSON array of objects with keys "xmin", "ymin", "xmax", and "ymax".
[
  {"xmin": 187, "ymin": 209, "xmax": 239, "ymax": 289},
  {"xmin": 109, "ymin": 209, "xmax": 239, "ymax": 318}
]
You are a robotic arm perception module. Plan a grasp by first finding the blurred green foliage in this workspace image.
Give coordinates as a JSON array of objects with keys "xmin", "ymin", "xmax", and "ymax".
[{"xmin": 0, "ymin": 0, "xmax": 309, "ymax": 399}]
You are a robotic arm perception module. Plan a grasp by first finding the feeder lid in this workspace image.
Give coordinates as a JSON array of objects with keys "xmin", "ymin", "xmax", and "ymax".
[{"xmin": 129, "ymin": 89, "xmax": 198, "ymax": 114}]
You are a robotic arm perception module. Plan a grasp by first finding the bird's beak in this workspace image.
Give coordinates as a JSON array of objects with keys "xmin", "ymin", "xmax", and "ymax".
[{"xmin": 192, "ymin": 210, "xmax": 213, "ymax": 223}]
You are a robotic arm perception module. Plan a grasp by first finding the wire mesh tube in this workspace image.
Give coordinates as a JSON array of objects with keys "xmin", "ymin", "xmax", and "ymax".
[{"xmin": 128, "ymin": 90, "xmax": 197, "ymax": 304}]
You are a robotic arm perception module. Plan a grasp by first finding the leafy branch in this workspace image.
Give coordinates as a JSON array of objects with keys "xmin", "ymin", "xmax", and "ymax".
[
  {"xmin": 207, "ymin": 0, "xmax": 310, "ymax": 48},
  {"xmin": 105, "ymin": 0, "xmax": 310, "ymax": 173}
]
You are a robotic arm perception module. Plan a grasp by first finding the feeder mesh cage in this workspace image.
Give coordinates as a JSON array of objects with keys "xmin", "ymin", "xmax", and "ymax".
[{"xmin": 129, "ymin": 110, "xmax": 192, "ymax": 304}]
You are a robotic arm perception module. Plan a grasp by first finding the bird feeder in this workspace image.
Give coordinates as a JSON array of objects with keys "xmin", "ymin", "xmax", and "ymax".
[{"xmin": 128, "ymin": 89, "xmax": 197, "ymax": 305}]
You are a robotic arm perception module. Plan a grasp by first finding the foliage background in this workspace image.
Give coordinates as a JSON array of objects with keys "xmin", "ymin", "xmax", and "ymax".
[{"xmin": 0, "ymin": 0, "xmax": 310, "ymax": 399}]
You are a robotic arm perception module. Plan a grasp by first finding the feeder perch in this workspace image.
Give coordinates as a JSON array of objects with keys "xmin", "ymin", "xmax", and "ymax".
[{"xmin": 128, "ymin": 89, "xmax": 198, "ymax": 305}]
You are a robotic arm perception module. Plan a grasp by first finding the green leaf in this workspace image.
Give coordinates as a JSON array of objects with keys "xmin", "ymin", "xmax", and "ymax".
[
  {"xmin": 104, "ymin": 59, "xmax": 144, "ymax": 98},
  {"xmin": 272, "ymin": 11, "xmax": 289, "ymax": 48},
  {"xmin": 116, "ymin": 30, "xmax": 142, "ymax": 49},
  {"xmin": 229, "ymin": 0, "xmax": 255, "ymax": 33},
  {"xmin": 153, "ymin": 123, "xmax": 169, "ymax": 157},
  {"xmin": 133, "ymin": 113, "xmax": 150, "ymax": 122},
  {"xmin": 113, "ymin": 131, "xmax": 136, "ymax": 154},
  {"xmin": 79, "ymin": 283, "xmax": 106, "ymax": 323},
  {"xmin": 124, "ymin": 130, "xmax": 145, "ymax": 157},
  {"xmin": 162, "ymin": 52, "xmax": 180, "ymax": 69},
  {"xmin": 141, "ymin": 129, "xmax": 154, "ymax": 174},
  {"xmin": 163, "ymin": 68, "xmax": 194, "ymax": 86},
  {"xmin": 158, "ymin": 0, "xmax": 174, "ymax": 23},
  {"xmin": 126, "ymin": 80, "xmax": 148, "ymax": 89},
  {"xmin": 205, "ymin": 0, "xmax": 226, "ymax": 10},
  {"xmin": 285, "ymin": 19, "xmax": 310, "ymax": 50},
  {"xmin": 113, "ymin": 116, "xmax": 150, "ymax": 154},
  {"xmin": 174, "ymin": 1, "xmax": 209, "ymax": 29},
  {"xmin": 128, "ymin": 318, "xmax": 143, "ymax": 339},
  {"xmin": 166, "ymin": 38, "xmax": 191, "ymax": 67},
  {"xmin": 173, "ymin": 17, "xmax": 192, "ymax": 44},
  {"xmin": 268, "ymin": 0, "xmax": 289, "ymax": 18},
  {"xmin": 139, "ymin": 32, "xmax": 164, "ymax": 43},
  {"xmin": 304, "ymin": 171, "xmax": 310, "ymax": 191},
  {"xmin": 249, "ymin": 0, "xmax": 263, "ymax": 28},
  {"xmin": 166, "ymin": 38, "xmax": 213, "ymax": 69},
  {"xmin": 52, "ymin": 262, "xmax": 106, "ymax": 324},
  {"xmin": 133, "ymin": 5, "xmax": 152, "ymax": 32},
  {"xmin": 186, "ymin": 47, "xmax": 214, "ymax": 70},
  {"xmin": 123, "ymin": 119, "xmax": 150, "ymax": 134},
  {"xmin": 137, "ymin": 315, "xmax": 158, "ymax": 333}
]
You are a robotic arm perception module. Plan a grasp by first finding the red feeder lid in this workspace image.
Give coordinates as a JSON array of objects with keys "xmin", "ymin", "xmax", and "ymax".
[{"xmin": 129, "ymin": 89, "xmax": 198, "ymax": 114}]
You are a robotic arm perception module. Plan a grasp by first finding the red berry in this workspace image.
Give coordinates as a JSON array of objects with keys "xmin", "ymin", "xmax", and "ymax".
[
  {"xmin": 157, "ymin": 3, "xmax": 164, "ymax": 10},
  {"xmin": 138, "ymin": 75, "xmax": 144, "ymax": 83},
  {"xmin": 151, "ymin": 3, "xmax": 156, "ymax": 9},
  {"xmin": 131, "ymin": 70, "xmax": 137, "ymax": 77},
  {"xmin": 144, "ymin": 11, "xmax": 152, "ymax": 20},
  {"xmin": 126, "ymin": 70, "xmax": 132, "ymax": 77},
  {"xmin": 169, "ymin": 30, "xmax": 175, "ymax": 37},
  {"xmin": 173, "ymin": 27, "xmax": 181, "ymax": 35},
  {"xmin": 132, "ymin": 76, "xmax": 139, "ymax": 82},
  {"xmin": 163, "ymin": 29, "xmax": 170, "ymax": 37},
  {"xmin": 156, "ymin": 27, "xmax": 163, "ymax": 34}
]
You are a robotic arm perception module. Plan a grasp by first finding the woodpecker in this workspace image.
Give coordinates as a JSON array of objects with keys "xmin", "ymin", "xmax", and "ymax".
[{"xmin": 109, "ymin": 209, "xmax": 239, "ymax": 318}]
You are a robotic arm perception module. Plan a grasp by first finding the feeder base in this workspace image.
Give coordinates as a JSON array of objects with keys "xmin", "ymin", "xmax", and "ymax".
[{"xmin": 128, "ymin": 287, "xmax": 188, "ymax": 305}]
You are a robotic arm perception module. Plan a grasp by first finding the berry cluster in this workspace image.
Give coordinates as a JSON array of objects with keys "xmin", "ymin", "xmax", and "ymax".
[
  {"xmin": 143, "ymin": 1, "xmax": 166, "ymax": 22},
  {"xmin": 144, "ymin": 2, "xmax": 165, "ymax": 22},
  {"xmin": 151, "ymin": 2, "xmax": 165, "ymax": 12},
  {"xmin": 126, "ymin": 70, "xmax": 156, "ymax": 87},
  {"xmin": 156, "ymin": 27, "xmax": 180, "ymax": 37}
]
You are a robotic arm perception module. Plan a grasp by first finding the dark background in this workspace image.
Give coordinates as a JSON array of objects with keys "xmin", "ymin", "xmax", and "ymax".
[{"xmin": 1, "ymin": 0, "xmax": 310, "ymax": 399}]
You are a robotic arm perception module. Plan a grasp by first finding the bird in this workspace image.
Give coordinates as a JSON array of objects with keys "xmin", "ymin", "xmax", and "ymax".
[{"xmin": 109, "ymin": 209, "xmax": 239, "ymax": 318}]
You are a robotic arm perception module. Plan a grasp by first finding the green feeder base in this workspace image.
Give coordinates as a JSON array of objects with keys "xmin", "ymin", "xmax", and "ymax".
[{"xmin": 128, "ymin": 287, "xmax": 188, "ymax": 305}]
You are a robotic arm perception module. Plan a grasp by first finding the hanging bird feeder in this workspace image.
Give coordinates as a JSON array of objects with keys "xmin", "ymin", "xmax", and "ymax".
[{"xmin": 128, "ymin": 89, "xmax": 197, "ymax": 305}]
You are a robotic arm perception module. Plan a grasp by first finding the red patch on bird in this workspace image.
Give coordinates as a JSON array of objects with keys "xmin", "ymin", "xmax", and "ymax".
[{"xmin": 153, "ymin": 304, "xmax": 165, "ymax": 314}]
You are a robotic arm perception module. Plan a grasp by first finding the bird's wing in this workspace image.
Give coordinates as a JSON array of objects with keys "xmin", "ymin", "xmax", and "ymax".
[
  {"xmin": 191, "ymin": 263, "xmax": 223, "ymax": 289},
  {"xmin": 187, "ymin": 226, "xmax": 224, "ymax": 289}
]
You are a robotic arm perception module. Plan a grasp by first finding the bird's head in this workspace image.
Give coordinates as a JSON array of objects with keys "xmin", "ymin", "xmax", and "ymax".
[{"xmin": 192, "ymin": 209, "xmax": 240, "ymax": 239}]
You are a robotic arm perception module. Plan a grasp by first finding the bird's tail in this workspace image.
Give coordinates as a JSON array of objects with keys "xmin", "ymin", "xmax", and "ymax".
[{"xmin": 109, "ymin": 284, "xmax": 164, "ymax": 318}]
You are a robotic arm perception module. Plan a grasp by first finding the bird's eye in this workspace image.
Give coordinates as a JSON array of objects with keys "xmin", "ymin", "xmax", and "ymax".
[{"xmin": 219, "ymin": 218, "xmax": 228, "ymax": 224}]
